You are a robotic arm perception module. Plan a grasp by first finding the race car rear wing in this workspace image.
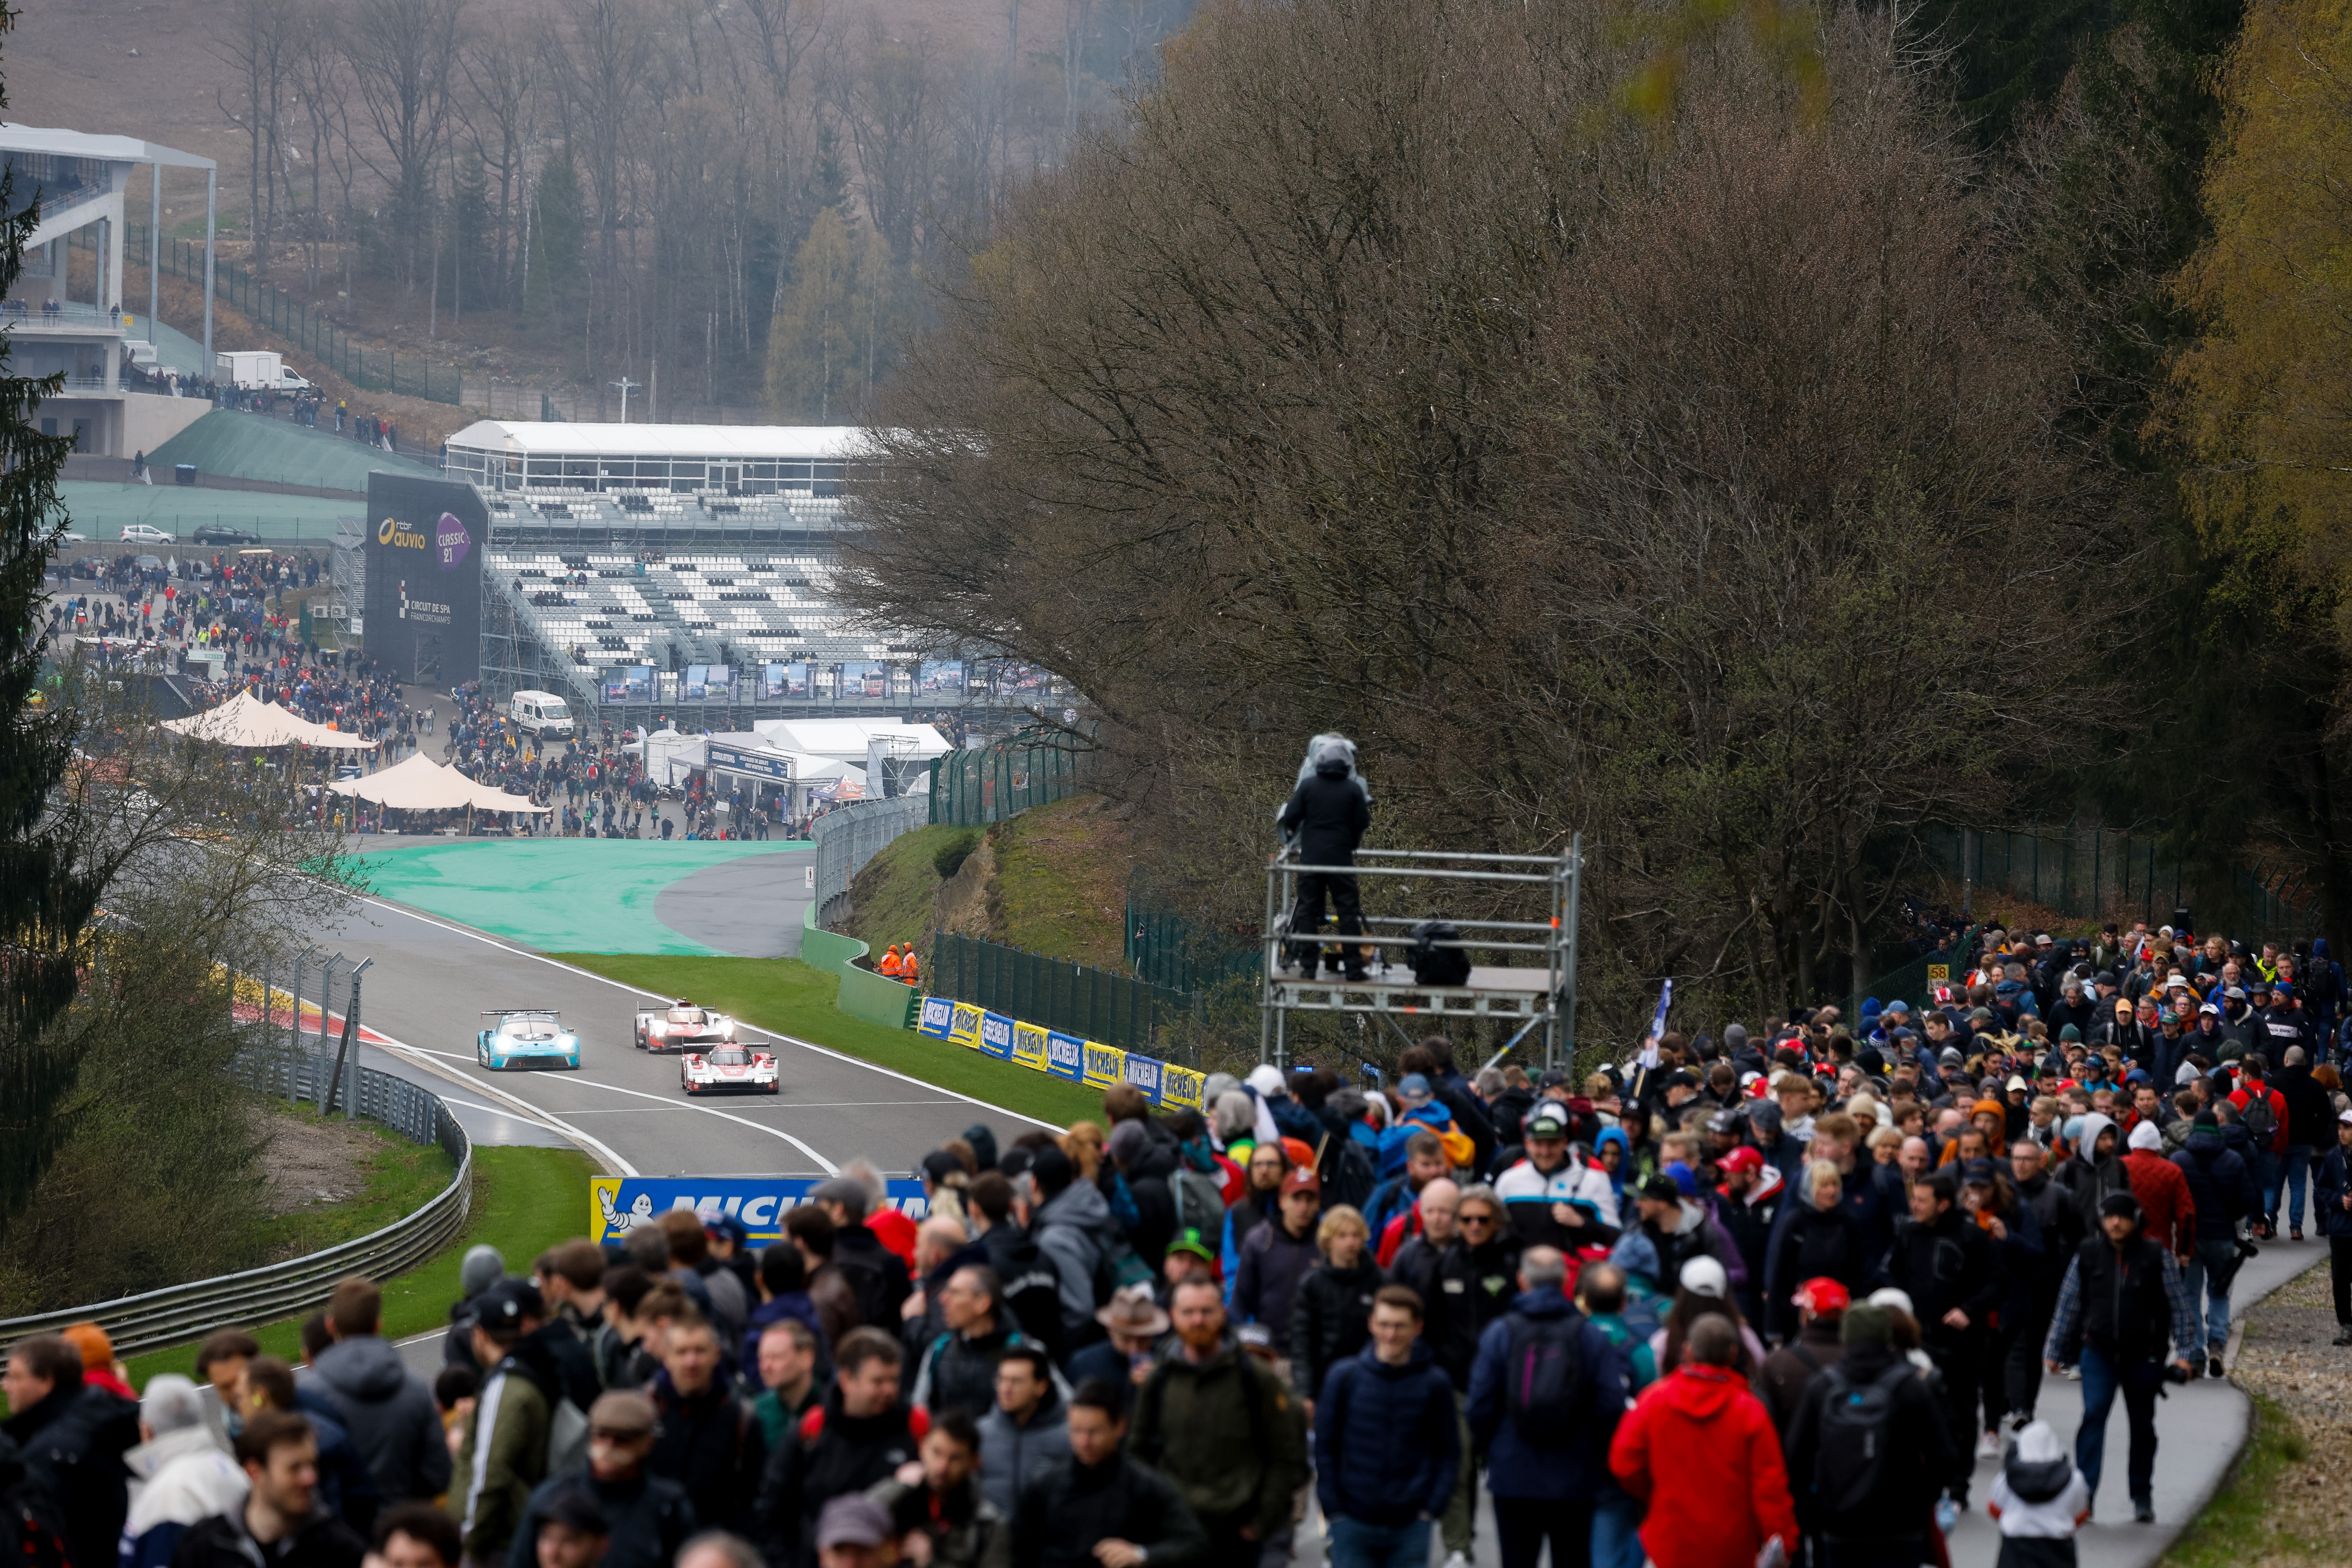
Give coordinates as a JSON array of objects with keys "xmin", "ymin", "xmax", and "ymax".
[{"xmin": 482, "ymin": 1007, "xmax": 563, "ymax": 1017}]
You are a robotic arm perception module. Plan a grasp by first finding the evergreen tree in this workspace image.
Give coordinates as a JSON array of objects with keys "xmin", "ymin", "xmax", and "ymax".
[
  {"xmin": 1905, "ymin": 0, "xmax": 2113, "ymax": 143},
  {"xmin": 0, "ymin": 7, "xmax": 104, "ymax": 1219},
  {"xmin": 446, "ymin": 153, "xmax": 495, "ymax": 313},
  {"xmin": 522, "ymin": 146, "xmax": 587, "ymax": 339},
  {"xmin": 764, "ymin": 206, "xmax": 905, "ymax": 420}
]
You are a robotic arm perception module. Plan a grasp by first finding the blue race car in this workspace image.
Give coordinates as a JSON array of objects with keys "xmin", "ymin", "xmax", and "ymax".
[{"xmin": 477, "ymin": 1008, "xmax": 581, "ymax": 1070}]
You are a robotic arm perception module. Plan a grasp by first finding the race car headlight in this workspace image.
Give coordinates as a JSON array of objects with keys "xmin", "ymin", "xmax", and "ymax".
[
  {"xmin": 650, "ymin": 1022, "xmax": 666, "ymax": 1035},
  {"xmin": 721, "ymin": 1018, "xmax": 736, "ymax": 1039}
]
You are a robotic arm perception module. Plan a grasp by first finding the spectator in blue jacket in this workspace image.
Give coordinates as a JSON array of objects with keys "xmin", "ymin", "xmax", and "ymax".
[
  {"xmin": 1466, "ymin": 1246, "xmax": 1633, "ymax": 1568},
  {"xmin": 1314, "ymin": 1285, "xmax": 1460, "ymax": 1568}
]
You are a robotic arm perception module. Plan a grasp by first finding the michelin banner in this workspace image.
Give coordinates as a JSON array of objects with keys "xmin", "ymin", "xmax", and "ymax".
[
  {"xmin": 912, "ymin": 991, "xmax": 1201, "ymax": 1109},
  {"xmin": 591, "ymin": 1177, "xmax": 929, "ymax": 1246}
]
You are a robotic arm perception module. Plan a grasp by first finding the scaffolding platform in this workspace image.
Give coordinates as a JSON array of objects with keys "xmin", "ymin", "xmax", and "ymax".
[{"xmin": 1260, "ymin": 838, "xmax": 1582, "ymax": 1070}]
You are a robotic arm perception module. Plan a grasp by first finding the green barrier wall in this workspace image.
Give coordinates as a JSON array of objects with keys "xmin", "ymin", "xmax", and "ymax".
[{"xmin": 801, "ymin": 902, "xmax": 918, "ymax": 1030}]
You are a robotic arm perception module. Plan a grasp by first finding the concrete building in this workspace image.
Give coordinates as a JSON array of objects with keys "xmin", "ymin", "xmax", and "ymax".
[{"xmin": 1, "ymin": 123, "xmax": 217, "ymax": 457}]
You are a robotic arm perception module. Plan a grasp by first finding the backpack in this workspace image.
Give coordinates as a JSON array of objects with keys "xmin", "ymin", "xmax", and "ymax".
[
  {"xmin": 2240, "ymin": 1088, "xmax": 2277, "ymax": 1142},
  {"xmin": 1321, "ymin": 1137, "xmax": 1378, "ymax": 1212},
  {"xmin": 833, "ymin": 1245, "xmax": 907, "ymax": 1330},
  {"xmin": 1812, "ymin": 1360, "xmax": 1911, "ymax": 1514},
  {"xmin": 1501, "ymin": 1311, "xmax": 1586, "ymax": 1445},
  {"xmin": 1090, "ymin": 1227, "xmax": 1156, "ymax": 1306},
  {"xmin": 994, "ymin": 1237, "xmax": 1068, "ymax": 1358},
  {"xmin": 1409, "ymin": 920, "xmax": 1472, "ymax": 987},
  {"xmin": 1171, "ymin": 1165, "xmax": 1228, "ymax": 1235},
  {"xmin": 546, "ymin": 1394, "xmax": 591, "ymax": 1477}
]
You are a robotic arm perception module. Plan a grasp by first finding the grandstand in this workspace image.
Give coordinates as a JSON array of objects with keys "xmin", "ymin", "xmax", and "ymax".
[{"xmin": 385, "ymin": 421, "xmax": 1056, "ymax": 732}]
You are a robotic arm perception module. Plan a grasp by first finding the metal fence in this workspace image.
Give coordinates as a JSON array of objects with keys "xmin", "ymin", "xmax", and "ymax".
[
  {"xmin": 813, "ymin": 795, "xmax": 930, "ymax": 925},
  {"xmin": 1125, "ymin": 871, "xmax": 1261, "ymax": 994},
  {"xmin": 930, "ymin": 930, "xmax": 1194, "ymax": 1056},
  {"xmin": 929, "ymin": 729, "xmax": 1089, "ymax": 827},
  {"xmin": 0, "ymin": 1052, "xmax": 471, "ymax": 1354},
  {"xmin": 1850, "ymin": 924, "xmax": 1981, "ymax": 1021},
  {"xmin": 1921, "ymin": 822, "xmax": 2318, "ymax": 946}
]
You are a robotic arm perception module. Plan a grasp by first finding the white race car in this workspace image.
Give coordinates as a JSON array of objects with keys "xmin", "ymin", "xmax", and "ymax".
[
  {"xmin": 634, "ymin": 1000, "xmax": 733, "ymax": 1053},
  {"xmin": 681, "ymin": 1041, "xmax": 779, "ymax": 1096}
]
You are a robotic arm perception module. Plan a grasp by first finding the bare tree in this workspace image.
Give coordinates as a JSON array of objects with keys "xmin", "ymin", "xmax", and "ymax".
[
  {"xmin": 210, "ymin": 0, "xmax": 298, "ymax": 278},
  {"xmin": 342, "ymin": 0, "xmax": 467, "ymax": 294},
  {"xmin": 458, "ymin": 19, "xmax": 542, "ymax": 308}
]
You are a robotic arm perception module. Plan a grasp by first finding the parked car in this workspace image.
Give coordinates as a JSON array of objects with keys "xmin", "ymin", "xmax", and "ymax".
[
  {"xmin": 191, "ymin": 524, "xmax": 260, "ymax": 545},
  {"xmin": 66, "ymin": 557, "xmax": 103, "ymax": 579},
  {"xmin": 120, "ymin": 524, "xmax": 174, "ymax": 545}
]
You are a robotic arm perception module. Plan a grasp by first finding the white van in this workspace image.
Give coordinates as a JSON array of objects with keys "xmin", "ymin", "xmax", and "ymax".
[{"xmin": 511, "ymin": 689, "xmax": 577, "ymax": 739}]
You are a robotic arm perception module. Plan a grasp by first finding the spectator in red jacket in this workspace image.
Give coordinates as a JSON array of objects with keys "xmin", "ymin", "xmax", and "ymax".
[
  {"xmin": 1607, "ymin": 1315, "xmax": 1798, "ymax": 1568},
  {"xmin": 2122, "ymin": 1122, "xmax": 2198, "ymax": 1259}
]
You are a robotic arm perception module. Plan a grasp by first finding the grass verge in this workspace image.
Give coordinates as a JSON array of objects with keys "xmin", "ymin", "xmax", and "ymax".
[
  {"xmin": 551, "ymin": 952, "xmax": 1105, "ymax": 1131},
  {"xmin": 2159, "ymin": 1391, "xmax": 2318, "ymax": 1568},
  {"xmin": 258, "ymin": 1104, "xmax": 458, "ymax": 1260},
  {"xmin": 122, "ymin": 1145, "xmax": 599, "ymax": 1388}
]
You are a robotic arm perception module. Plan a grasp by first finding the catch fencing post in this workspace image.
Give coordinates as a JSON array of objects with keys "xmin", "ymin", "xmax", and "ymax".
[{"xmin": 324, "ymin": 958, "xmax": 373, "ymax": 1117}]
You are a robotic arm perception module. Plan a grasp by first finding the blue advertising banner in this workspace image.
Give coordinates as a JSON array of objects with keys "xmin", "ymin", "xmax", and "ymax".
[
  {"xmin": 591, "ymin": 1177, "xmax": 927, "ymax": 1245},
  {"xmin": 916, "ymin": 996, "xmax": 956, "ymax": 1038},
  {"xmin": 1121, "ymin": 1053, "xmax": 1163, "ymax": 1105},
  {"xmin": 978, "ymin": 1011, "xmax": 1014, "ymax": 1060},
  {"xmin": 1045, "ymin": 1030, "xmax": 1085, "ymax": 1081}
]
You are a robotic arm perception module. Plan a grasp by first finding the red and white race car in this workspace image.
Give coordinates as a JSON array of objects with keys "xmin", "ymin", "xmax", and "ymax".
[
  {"xmin": 635, "ymin": 1000, "xmax": 732, "ymax": 1054},
  {"xmin": 681, "ymin": 1042, "xmax": 779, "ymax": 1096}
]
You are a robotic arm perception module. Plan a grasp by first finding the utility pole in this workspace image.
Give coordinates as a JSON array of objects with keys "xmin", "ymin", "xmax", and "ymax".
[{"xmin": 609, "ymin": 376, "xmax": 640, "ymax": 423}]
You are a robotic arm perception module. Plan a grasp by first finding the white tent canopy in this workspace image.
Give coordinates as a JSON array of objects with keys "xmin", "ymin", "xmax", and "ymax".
[
  {"xmin": 163, "ymin": 688, "xmax": 377, "ymax": 750},
  {"xmin": 327, "ymin": 753, "xmax": 550, "ymax": 812}
]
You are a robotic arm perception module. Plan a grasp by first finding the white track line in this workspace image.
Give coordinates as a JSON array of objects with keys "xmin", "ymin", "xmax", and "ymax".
[
  {"xmin": 365, "ymin": 1035, "xmax": 641, "ymax": 1177},
  {"xmin": 399, "ymin": 1044, "xmax": 841, "ymax": 1174},
  {"xmin": 354, "ymin": 895, "xmax": 1064, "ymax": 1133}
]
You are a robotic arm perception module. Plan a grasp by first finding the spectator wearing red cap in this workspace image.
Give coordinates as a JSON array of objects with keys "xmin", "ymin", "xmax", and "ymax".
[
  {"xmin": 1231, "ymin": 1166, "xmax": 1322, "ymax": 1356},
  {"xmin": 1757, "ymin": 1278, "xmax": 1848, "ymax": 1435},
  {"xmin": 1713, "ymin": 1147, "xmax": 1785, "ymax": 1331}
]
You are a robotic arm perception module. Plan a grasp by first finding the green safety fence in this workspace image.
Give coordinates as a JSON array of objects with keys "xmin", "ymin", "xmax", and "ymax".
[
  {"xmin": 124, "ymin": 224, "xmax": 467, "ymax": 406},
  {"xmin": 929, "ymin": 931, "xmax": 1191, "ymax": 1057},
  {"xmin": 928, "ymin": 727, "xmax": 1089, "ymax": 826},
  {"xmin": 1124, "ymin": 869, "xmax": 1259, "ymax": 994},
  {"xmin": 1921, "ymin": 822, "xmax": 2317, "ymax": 947}
]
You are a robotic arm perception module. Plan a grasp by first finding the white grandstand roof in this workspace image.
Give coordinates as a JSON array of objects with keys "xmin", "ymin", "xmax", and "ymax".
[
  {"xmin": 447, "ymin": 421, "xmax": 868, "ymax": 459},
  {"xmin": 0, "ymin": 123, "xmax": 215, "ymax": 169}
]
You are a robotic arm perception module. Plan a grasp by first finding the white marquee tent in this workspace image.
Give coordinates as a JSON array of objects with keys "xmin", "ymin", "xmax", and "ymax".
[{"xmin": 162, "ymin": 688, "xmax": 378, "ymax": 751}]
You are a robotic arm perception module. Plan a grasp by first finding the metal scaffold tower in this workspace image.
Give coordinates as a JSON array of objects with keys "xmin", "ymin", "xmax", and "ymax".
[{"xmin": 1260, "ymin": 834, "xmax": 1582, "ymax": 1074}]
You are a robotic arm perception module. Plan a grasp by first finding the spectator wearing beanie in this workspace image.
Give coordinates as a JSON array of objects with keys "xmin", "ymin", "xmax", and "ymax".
[{"xmin": 2120, "ymin": 1121, "xmax": 2198, "ymax": 1261}]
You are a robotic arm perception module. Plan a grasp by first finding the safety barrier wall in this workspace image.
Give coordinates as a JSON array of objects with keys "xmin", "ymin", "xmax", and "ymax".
[
  {"xmin": 0, "ymin": 1052, "xmax": 471, "ymax": 1354},
  {"xmin": 800, "ymin": 900, "xmax": 919, "ymax": 1029}
]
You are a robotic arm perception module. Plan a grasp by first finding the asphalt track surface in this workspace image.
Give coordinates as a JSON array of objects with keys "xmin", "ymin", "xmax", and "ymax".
[{"xmin": 308, "ymin": 890, "xmax": 1062, "ymax": 1181}]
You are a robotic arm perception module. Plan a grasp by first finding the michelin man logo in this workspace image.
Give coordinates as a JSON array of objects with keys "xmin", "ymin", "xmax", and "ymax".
[{"xmin": 598, "ymin": 1187, "xmax": 657, "ymax": 1234}]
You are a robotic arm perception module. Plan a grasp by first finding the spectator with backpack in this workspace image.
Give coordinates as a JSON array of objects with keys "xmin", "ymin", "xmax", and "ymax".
[
  {"xmin": 809, "ymin": 1181, "xmax": 913, "ymax": 1332},
  {"xmin": 1756, "ymin": 1277, "xmax": 1848, "ymax": 1436},
  {"xmin": 451, "ymin": 1284, "xmax": 559, "ymax": 1566},
  {"xmin": 1026, "ymin": 1148, "xmax": 1120, "ymax": 1345},
  {"xmin": 1780, "ymin": 1302, "xmax": 1957, "ymax": 1568},
  {"xmin": 1127, "ymin": 1278, "xmax": 1311, "ymax": 1565},
  {"xmin": 1312, "ymin": 1286, "xmax": 1460, "ymax": 1568},
  {"xmin": 907, "ymin": 1266, "xmax": 1052, "ymax": 1421},
  {"xmin": 1608, "ymin": 1315, "xmax": 1797, "ymax": 1568},
  {"xmin": 1465, "ymin": 1246, "xmax": 1633, "ymax": 1568},
  {"xmin": 2228, "ymin": 1055, "xmax": 2289, "ymax": 1235}
]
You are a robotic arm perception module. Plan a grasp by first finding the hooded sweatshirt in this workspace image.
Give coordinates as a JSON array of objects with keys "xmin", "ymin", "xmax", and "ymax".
[
  {"xmin": 1988, "ymin": 1420, "xmax": 2089, "ymax": 1538},
  {"xmin": 2054, "ymin": 1112, "xmax": 2132, "ymax": 1235},
  {"xmin": 1608, "ymin": 1364, "xmax": 1798, "ymax": 1568},
  {"xmin": 1030, "ymin": 1178, "xmax": 1114, "ymax": 1333},
  {"xmin": 310, "ymin": 1334, "xmax": 453, "ymax": 1504},
  {"xmin": 120, "ymin": 1426, "xmax": 249, "ymax": 1568}
]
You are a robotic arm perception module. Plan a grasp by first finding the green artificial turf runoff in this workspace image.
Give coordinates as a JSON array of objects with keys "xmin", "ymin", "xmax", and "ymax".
[
  {"xmin": 256, "ymin": 1105, "xmax": 459, "ymax": 1261},
  {"xmin": 552, "ymin": 952, "xmax": 1106, "ymax": 1131},
  {"xmin": 356, "ymin": 839, "xmax": 810, "ymax": 954},
  {"xmin": 120, "ymin": 1145, "xmax": 599, "ymax": 1391}
]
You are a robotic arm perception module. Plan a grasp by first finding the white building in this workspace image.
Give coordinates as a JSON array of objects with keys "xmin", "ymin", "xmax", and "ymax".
[{"xmin": 1, "ymin": 124, "xmax": 220, "ymax": 457}]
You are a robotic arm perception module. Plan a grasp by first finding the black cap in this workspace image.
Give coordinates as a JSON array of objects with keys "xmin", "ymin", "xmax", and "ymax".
[
  {"xmin": 2099, "ymin": 1192, "xmax": 2143, "ymax": 1221},
  {"xmin": 539, "ymin": 1488, "xmax": 608, "ymax": 1538},
  {"xmin": 1636, "ymin": 1172, "xmax": 1681, "ymax": 1203},
  {"xmin": 476, "ymin": 1278, "xmax": 544, "ymax": 1331}
]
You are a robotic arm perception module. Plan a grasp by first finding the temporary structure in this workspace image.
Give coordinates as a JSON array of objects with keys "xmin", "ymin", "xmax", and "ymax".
[
  {"xmin": 327, "ymin": 753, "xmax": 550, "ymax": 813},
  {"xmin": 163, "ymin": 688, "xmax": 377, "ymax": 751}
]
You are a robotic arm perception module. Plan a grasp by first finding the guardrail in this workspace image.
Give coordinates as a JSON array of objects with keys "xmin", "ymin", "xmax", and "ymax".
[
  {"xmin": 813, "ymin": 795, "xmax": 929, "ymax": 925},
  {"xmin": 0, "ymin": 1052, "xmax": 471, "ymax": 1355}
]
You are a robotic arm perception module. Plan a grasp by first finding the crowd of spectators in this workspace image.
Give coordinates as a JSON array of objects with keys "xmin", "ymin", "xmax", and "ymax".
[{"xmin": 10, "ymin": 919, "xmax": 2350, "ymax": 1568}]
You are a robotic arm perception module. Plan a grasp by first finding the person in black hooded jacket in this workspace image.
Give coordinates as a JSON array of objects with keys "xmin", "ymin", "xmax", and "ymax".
[
  {"xmin": 644, "ymin": 1317, "xmax": 764, "ymax": 1533},
  {"xmin": 1276, "ymin": 734, "xmax": 1371, "ymax": 979},
  {"xmin": 1884, "ymin": 1172, "xmax": 2005, "ymax": 1508}
]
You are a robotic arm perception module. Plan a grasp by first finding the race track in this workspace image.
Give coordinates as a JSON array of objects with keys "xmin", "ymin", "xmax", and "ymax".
[{"xmin": 308, "ymin": 888, "xmax": 1057, "ymax": 1180}]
